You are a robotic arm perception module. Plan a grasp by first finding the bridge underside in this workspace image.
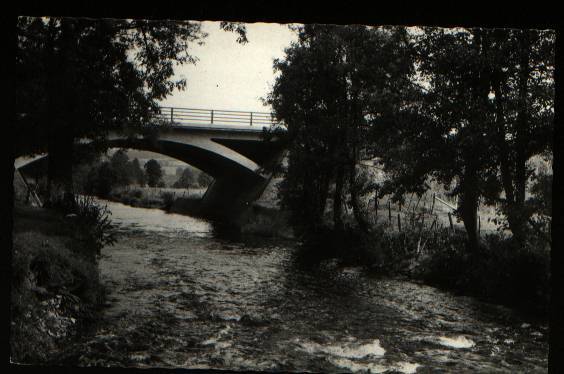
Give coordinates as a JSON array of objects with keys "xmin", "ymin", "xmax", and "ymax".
[
  {"xmin": 17, "ymin": 134, "xmax": 284, "ymax": 222},
  {"xmin": 108, "ymin": 137, "xmax": 277, "ymax": 220}
]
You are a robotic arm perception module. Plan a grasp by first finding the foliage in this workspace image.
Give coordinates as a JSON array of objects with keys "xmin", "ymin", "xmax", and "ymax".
[
  {"xmin": 130, "ymin": 158, "xmax": 146, "ymax": 186},
  {"xmin": 173, "ymin": 167, "xmax": 196, "ymax": 188},
  {"xmin": 197, "ymin": 172, "xmax": 213, "ymax": 188},
  {"xmin": 11, "ymin": 224, "xmax": 105, "ymax": 363},
  {"xmin": 374, "ymin": 27, "xmax": 554, "ymax": 249},
  {"xmin": 267, "ymin": 24, "xmax": 414, "ymax": 235},
  {"xmin": 161, "ymin": 191, "xmax": 175, "ymax": 209},
  {"xmin": 85, "ymin": 161, "xmax": 116, "ymax": 198},
  {"xmin": 143, "ymin": 159, "xmax": 163, "ymax": 187},
  {"xmin": 68, "ymin": 195, "xmax": 117, "ymax": 257},
  {"xmin": 414, "ymin": 232, "xmax": 550, "ymax": 315},
  {"xmin": 48, "ymin": 193, "xmax": 117, "ymax": 257},
  {"xmin": 109, "ymin": 149, "xmax": 131, "ymax": 187},
  {"xmin": 15, "ymin": 17, "xmax": 247, "ymax": 196}
]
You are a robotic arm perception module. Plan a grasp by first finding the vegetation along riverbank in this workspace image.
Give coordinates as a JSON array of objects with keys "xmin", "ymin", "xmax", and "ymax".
[{"xmin": 10, "ymin": 195, "xmax": 116, "ymax": 364}]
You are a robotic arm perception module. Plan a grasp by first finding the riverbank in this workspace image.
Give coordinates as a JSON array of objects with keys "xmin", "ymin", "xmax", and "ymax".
[
  {"xmin": 299, "ymin": 224, "xmax": 550, "ymax": 319},
  {"xmin": 103, "ymin": 186, "xmax": 295, "ymax": 239},
  {"xmin": 10, "ymin": 204, "xmax": 106, "ymax": 364}
]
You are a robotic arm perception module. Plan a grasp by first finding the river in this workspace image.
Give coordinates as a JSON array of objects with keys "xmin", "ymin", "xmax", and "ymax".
[{"xmin": 63, "ymin": 200, "xmax": 548, "ymax": 372}]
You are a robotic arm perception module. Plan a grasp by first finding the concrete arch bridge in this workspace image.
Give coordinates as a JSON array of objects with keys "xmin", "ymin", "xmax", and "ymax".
[{"xmin": 16, "ymin": 107, "xmax": 287, "ymax": 221}]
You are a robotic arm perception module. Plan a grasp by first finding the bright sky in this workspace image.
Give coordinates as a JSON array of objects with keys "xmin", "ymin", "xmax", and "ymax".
[{"xmin": 160, "ymin": 21, "xmax": 298, "ymax": 113}]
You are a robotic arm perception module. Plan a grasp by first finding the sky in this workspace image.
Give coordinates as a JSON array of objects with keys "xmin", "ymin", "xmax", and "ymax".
[{"xmin": 160, "ymin": 21, "xmax": 298, "ymax": 113}]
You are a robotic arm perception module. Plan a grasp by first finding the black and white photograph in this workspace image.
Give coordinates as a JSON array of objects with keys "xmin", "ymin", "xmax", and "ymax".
[{"xmin": 11, "ymin": 14, "xmax": 558, "ymax": 372}]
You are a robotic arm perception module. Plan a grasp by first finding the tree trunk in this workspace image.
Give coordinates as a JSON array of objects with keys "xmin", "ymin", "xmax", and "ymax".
[
  {"xmin": 333, "ymin": 162, "xmax": 345, "ymax": 231},
  {"xmin": 460, "ymin": 165, "xmax": 479, "ymax": 252},
  {"xmin": 349, "ymin": 166, "xmax": 370, "ymax": 233},
  {"xmin": 45, "ymin": 18, "xmax": 76, "ymax": 205},
  {"xmin": 509, "ymin": 31, "xmax": 532, "ymax": 244}
]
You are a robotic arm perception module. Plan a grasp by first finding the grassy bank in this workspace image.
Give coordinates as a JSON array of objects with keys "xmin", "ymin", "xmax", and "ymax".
[
  {"xmin": 10, "ymin": 203, "xmax": 110, "ymax": 363},
  {"xmin": 298, "ymin": 224, "xmax": 550, "ymax": 318}
]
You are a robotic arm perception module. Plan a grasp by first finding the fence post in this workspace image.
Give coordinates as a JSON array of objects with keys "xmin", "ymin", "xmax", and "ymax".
[
  {"xmin": 388, "ymin": 201, "xmax": 392, "ymax": 224},
  {"xmin": 431, "ymin": 193, "xmax": 436, "ymax": 215},
  {"xmin": 397, "ymin": 213, "xmax": 402, "ymax": 232},
  {"xmin": 211, "ymin": 110, "xmax": 214, "ymax": 124},
  {"xmin": 478, "ymin": 215, "xmax": 481, "ymax": 236},
  {"xmin": 448, "ymin": 212, "xmax": 454, "ymax": 232},
  {"xmin": 374, "ymin": 196, "xmax": 379, "ymax": 224},
  {"xmin": 250, "ymin": 112, "xmax": 253, "ymax": 126},
  {"xmin": 170, "ymin": 107, "xmax": 174, "ymax": 123}
]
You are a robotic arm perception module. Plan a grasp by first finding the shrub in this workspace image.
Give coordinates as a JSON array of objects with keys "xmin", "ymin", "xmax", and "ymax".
[
  {"xmin": 48, "ymin": 194, "xmax": 117, "ymax": 258},
  {"xmin": 70, "ymin": 195, "xmax": 116, "ymax": 256},
  {"xmin": 161, "ymin": 192, "xmax": 175, "ymax": 209},
  {"xmin": 131, "ymin": 189, "xmax": 143, "ymax": 199}
]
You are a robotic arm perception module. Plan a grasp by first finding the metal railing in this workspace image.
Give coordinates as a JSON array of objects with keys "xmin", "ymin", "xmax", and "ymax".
[{"xmin": 154, "ymin": 107, "xmax": 279, "ymax": 128}]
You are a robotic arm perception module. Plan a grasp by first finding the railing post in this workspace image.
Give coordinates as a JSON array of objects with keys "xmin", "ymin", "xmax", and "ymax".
[
  {"xmin": 211, "ymin": 110, "xmax": 214, "ymax": 124},
  {"xmin": 170, "ymin": 107, "xmax": 174, "ymax": 123},
  {"xmin": 250, "ymin": 112, "xmax": 253, "ymax": 126}
]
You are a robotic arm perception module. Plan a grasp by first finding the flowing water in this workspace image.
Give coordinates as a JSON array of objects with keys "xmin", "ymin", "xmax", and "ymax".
[{"xmin": 64, "ymin": 200, "xmax": 548, "ymax": 372}]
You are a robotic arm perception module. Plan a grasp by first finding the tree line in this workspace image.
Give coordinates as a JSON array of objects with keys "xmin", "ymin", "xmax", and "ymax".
[
  {"xmin": 79, "ymin": 149, "xmax": 214, "ymax": 197},
  {"xmin": 267, "ymin": 25, "xmax": 554, "ymax": 251}
]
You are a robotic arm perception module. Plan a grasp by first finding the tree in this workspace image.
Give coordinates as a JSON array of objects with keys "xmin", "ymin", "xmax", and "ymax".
[
  {"xmin": 85, "ymin": 161, "xmax": 116, "ymax": 198},
  {"xmin": 375, "ymin": 27, "xmax": 554, "ymax": 250},
  {"xmin": 15, "ymin": 17, "xmax": 247, "ymax": 201},
  {"xmin": 109, "ymin": 149, "xmax": 131, "ymax": 187},
  {"xmin": 267, "ymin": 24, "xmax": 414, "ymax": 235},
  {"xmin": 484, "ymin": 28, "xmax": 554, "ymax": 244},
  {"xmin": 197, "ymin": 172, "xmax": 213, "ymax": 188},
  {"xmin": 144, "ymin": 159, "xmax": 162, "ymax": 187},
  {"xmin": 173, "ymin": 167, "xmax": 195, "ymax": 188},
  {"xmin": 129, "ymin": 158, "xmax": 146, "ymax": 186}
]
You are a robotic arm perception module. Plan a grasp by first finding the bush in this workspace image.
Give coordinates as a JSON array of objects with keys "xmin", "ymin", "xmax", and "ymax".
[
  {"xmin": 414, "ymin": 232, "xmax": 550, "ymax": 316},
  {"xmin": 73, "ymin": 195, "xmax": 116, "ymax": 253},
  {"xmin": 161, "ymin": 192, "xmax": 175, "ymax": 209},
  {"xmin": 12, "ymin": 231, "xmax": 101, "ymax": 303},
  {"xmin": 50, "ymin": 194, "xmax": 117, "ymax": 258}
]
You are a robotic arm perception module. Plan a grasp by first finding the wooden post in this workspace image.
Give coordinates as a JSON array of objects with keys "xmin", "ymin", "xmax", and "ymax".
[
  {"xmin": 388, "ymin": 200, "xmax": 392, "ymax": 224},
  {"xmin": 374, "ymin": 196, "xmax": 379, "ymax": 224},
  {"xmin": 170, "ymin": 107, "xmax": 174, "ymax": 123},
  {"xmin": 397, "ymin": 213, "xmax": 402, "ymax": 232},
  {"xmin": 211, "ymin": 110, "xmax": 214, "ymax": 124},
  {"xmin": 431, "ymin": 193, "xmax": 436, "ymax": 215},
  {"xmin": 448, "ymin": 212, "xmax": 454, "ymax": 232},
  {"xmin": 250, "ymin": 112, "xmax": 253, "ymax": 126},
  {"xmin": 478, "ymin": 215, "xmax": 481, "ymax": 236}
]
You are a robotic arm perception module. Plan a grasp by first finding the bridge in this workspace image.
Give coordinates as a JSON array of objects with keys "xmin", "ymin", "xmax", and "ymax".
[{"xmin": 16, "ymin": 107, "xmax": 287, "ymax": 220}]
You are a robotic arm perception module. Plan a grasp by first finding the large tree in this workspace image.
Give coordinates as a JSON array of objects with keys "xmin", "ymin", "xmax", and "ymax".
[
  {"xmin": 15, "ymin": 17, "xmax": 246, "ymax": 202},
  {"xmin": 268, "ymin": 24, "xmax": 414, "ymax": 235}
]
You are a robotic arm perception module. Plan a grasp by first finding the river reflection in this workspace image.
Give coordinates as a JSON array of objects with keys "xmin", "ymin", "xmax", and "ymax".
[{"xmin": 62, "ymin": 199, "xmax": 548, "ymax": 372}]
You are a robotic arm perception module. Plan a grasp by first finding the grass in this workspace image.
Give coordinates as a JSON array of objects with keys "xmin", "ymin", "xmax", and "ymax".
[
  {"xmin": 239, "ymin": 204, "xmax": 294, "ymax": 239},
  {"xmin": 108, "ymin": 186, "xmax": 206, "ymax": 210},
  {"xmin": 299, "ymin": 220, "xmax": 550, "ymax": 318},
  {"xmin": 11, "ymin": 204, "xmax": 106, "ymax": 363}
]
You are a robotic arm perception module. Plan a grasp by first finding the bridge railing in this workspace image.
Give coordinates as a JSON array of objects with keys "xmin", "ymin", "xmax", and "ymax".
[{"xmin": 154, "ymin": 107, "xmax": 279, "ymax": 128}]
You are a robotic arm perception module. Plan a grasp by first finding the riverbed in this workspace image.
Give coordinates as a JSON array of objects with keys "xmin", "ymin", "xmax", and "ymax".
[{"xmin": 62, "ymin": 200, "xmax": 548, "ymax": 372}]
